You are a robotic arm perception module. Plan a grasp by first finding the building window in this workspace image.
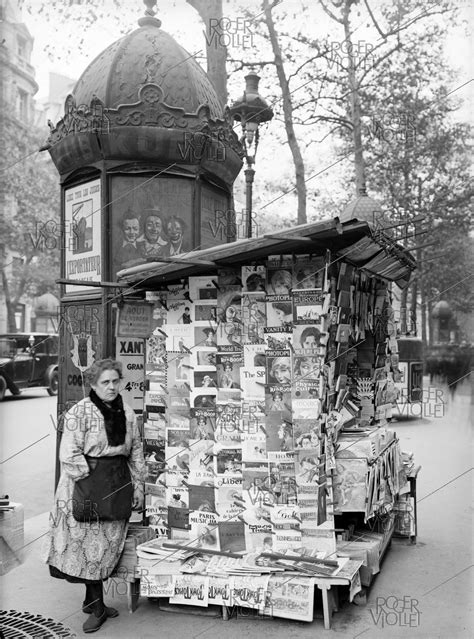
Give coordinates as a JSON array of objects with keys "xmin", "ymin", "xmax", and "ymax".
[
  {"xmin": 17, "ymin": 36, "xmax": 27, "ymax": 58},
  {"xmin": 17, "ymin": 89, "xmax": 29, "ymax": 121},
  {"xmin": 15, "ymin": 304, "xmax": 25, "ymax": 332}
]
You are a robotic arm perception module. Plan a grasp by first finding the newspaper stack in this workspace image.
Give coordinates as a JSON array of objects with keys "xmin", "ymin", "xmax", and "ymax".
[{"xmin": 136, "ymin": 538, "xmax": 197, "ymax": 575}]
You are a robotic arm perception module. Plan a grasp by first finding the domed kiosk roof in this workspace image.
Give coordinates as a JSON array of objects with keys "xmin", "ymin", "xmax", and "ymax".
[
  {"xmin": 340, "ymin": 188, "xmax": 387, "ymax": 227},
  {"xmin": 43, "ymin": 7, "xmax": 243, "ymax": 183},
  {"xmin": 73, "ymin": 22, "xmax": 224, "ymax": 120}
]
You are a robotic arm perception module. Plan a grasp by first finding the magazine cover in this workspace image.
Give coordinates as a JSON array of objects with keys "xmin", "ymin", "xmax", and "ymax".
[
  {"xmin": 242, "ymin": 265, "xmax": 266, "ymax": 292},
  {"xmin": 292, "ymin": 254, "xmax": 325, "ymax": 290},
  {"xmin": 193, "ymin": 370, "xmax": 218, "ymax": 389},
  {"xmin": 189, "ymin": 275, "xmax": 218, "ymax": 302},
  {"xmin": 190, "ymin": 389, "xmax": 217, "ymax": 410},
  {"xmin": 293, "ymin": 419, "xmax": 321, "ymax": 450},
  {"xmin": 263, "ymin": 326, "xmax": 293, "ymax": 351},
  {"xmin": 143, "ymin": 412, "xmax": 166, "ymax": 443},
  {"xmin": 243, "ymin": 343, "xmax": 266, "ymax": 368},
  {"xmin": 167, "ymin": 352, "xmax": 191, "ymax": 389},
  {"xmin": 273, "ymin": 526, "xmax": 302, "ymax": 552},
  {"xmin": 188, "ymin": 484, "xmax": 216, "ymax": 513},
  {"xmin": 166, "ymin": 298, "xmax": 194, "ymax": 325},
  {"xmin": 265, "ymin": 349, "xmax": 292, "ymax": 385},
  {"xmin": 266, "ymin": 297, "xmax": 293, "ymax": 328},
  {"xmin": 215, "ymin": 403, "xmax": 242, "ymax": 444},
  {"xmin": 244, "ymin": 524, "xmax": 273, "ymax": 553},
  {"xmin": 194, "ymin": 324, "xmax": 218, "ymax": 349},
  {"xmin": 265, "ymin": 411, "xmax": 294, "ymax": 454},
  {"xmin": 187, "ymin": 439, "xmax": 214, "ymax": 484},
  {"xmin": 265, "ymin": 386, "xmax": 292, "ymax": 419},
  {"xmin": 241, "ymin": 292, "xmax": 266, "ymax": 344},
  {"xmin": 292, "ymin": 397, "xmax": 322, "ymax": 421},
  {"xmin": 293, "ymin": 354, "xmax": 323, "ymax": 382},
  {"xmin": 170, "ymin": 574, "xmax": 210, "ymax": 607},
  {"xmin": 165, "ymin": 325, "xmax": 194, "ymax": 352},
  {"xmin": 269, "ymin": 461, "xmax": 297, "ymax": 505},
  {"xmin": 266, "ymin": 255, "xmax": 293, "ymax": 297},
  {"xmin": 215, "ymin": 482, "xmax": 245, "ymax": 522},
  {"xmin": 240, "ymin": 366, "xmax": 265, "ymax": 401},
  {"xmin": 194, "ymin": 303, "xmax": 218, "ymax": 322},
  {"xmin": 146, "ymin": 333, "xmax": 167, "ymax": 365},
  {"xmin": 293, "ymin": 289, "xmax": 324, "ymax": 324},
  {"xmin": 215, "ymin": 446, "xmax": 243, "ymax": 476},
  {"xmin": 192, "ymin": 349, "xmax": 217, "ymax": 368},
  {"xmin": 190, "ymin": 408, "xmax": 216, "ymax": 440},
  {"xmin": 189, "ymin": 510, "xmax": 220, "ymax": 551},
  {"xmin": 231, "ymin": 575, "xmax": 269, "ymax": 611},
  {"xmin": 218, "ymin": 521, "xmax": 246, "ymax": 552},
  {"xmin": 241, "ymin": 400, "xmax": 266, "ymax": 436},
  {"xmin": 292, "ymin": 324, "xmax": 327, "ymax": 354},
  {"xmin": 241, "ymin": 433, "xmax": 267, "ymax": 462},
  {"xmin": 264, "ymin": 575, "xmax": 315, "ymax": 622},
  {"xmin": 216, "ymin": 352, "xmax": 242, "ymax": 389},
  {"xmin": 295, "ymin": 448, "xmax": 321, "ymax": 486}
]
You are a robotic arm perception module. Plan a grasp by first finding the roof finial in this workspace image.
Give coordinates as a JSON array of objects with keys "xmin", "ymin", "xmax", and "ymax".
[{"xmin": 138, "ymin": 0, "xmax": 161, "ymax": 28}]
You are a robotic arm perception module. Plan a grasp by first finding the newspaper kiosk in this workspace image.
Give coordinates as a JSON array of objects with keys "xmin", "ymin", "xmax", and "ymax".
[{"xmin": 108, "ymin": 218, "xmax": 419, "ymax": 627}]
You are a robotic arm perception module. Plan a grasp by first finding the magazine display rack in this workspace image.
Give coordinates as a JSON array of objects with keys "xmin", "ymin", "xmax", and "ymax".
[{"xmin": 113, "ymin": 219, "xmax": 419, "ymax": 627}]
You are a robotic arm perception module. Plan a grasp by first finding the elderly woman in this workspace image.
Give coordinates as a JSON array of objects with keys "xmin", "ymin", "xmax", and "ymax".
[{"xmin": 43, "ymin": 359, "xmax": 146, "ymax": 634}]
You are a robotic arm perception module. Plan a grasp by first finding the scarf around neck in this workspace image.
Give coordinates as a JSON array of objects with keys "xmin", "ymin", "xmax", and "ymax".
[{"xmin": 89, "ymin": 388, "xmax": 127, "ymax": 447}]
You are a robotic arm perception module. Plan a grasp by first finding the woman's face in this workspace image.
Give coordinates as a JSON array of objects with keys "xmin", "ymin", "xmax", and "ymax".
[
  {"xmin": 272, "ymin": 277, "xmax": 290, "ymax": 295},
  {"xmin": 299, "ymin": 358, "xmax": 320, "ymax": 378},
  {"xmin": 301, "ymin": 335, "xmax": 317, "ymax": 349},
  {"xmin": 274, "ymin": 365, "xmax": 291, "ymax": 383},
  {"xmin": 92, "ymin": 369, "xmax": 121, "ymax": 402},
  {"xmin": 144, "ymin": 215, "xmax": 162, "ymax": 243}
]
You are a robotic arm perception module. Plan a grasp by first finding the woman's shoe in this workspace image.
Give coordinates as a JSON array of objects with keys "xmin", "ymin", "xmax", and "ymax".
[
  {"xmin": 82, "ymin": 601, "xmax": 119, "ymax": 617},
  {"xmin": 83, "ymin": 610, "xmax": 108, "ymax": 633}
]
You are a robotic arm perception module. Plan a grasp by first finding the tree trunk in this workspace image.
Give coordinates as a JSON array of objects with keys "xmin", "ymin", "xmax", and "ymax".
[
  {"xmin": 410, "ymin": 279, "xmax": 417, "ymax": 335},
  {"xmin": 342, "ymin": 0, "xmax": 366, "ymax": 194},
  {"xmin": 186, "ymin": 0, "xmax": 228, "ymax": 103},
  {"xmin": 1, "ymin": 266, "xmax": 18, "ymax": 332},
  {"xmin": 263, "ymin": 0, "xmax": 307, "ymax": 225}
]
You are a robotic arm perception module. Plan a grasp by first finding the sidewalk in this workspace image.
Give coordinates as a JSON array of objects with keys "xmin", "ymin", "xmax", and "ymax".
[{"xmin": 1, "ymin": 504, "xmax": 471, "ymax": 639}]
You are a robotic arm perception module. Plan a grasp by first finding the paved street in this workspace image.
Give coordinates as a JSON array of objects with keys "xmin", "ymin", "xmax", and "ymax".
[
  {"xmin": 0, "ymin": 389, "xmax": 57, "ymax": 518},
  {"xmin": 1, "ymin": 376, "xmax": 472, "ymax": 637}
]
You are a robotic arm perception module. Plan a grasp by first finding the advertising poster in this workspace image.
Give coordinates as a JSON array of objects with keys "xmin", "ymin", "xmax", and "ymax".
[
  {"xmin": 115, "ymin": 337, "xmax": 145, "ymax": 413},
  {"xmin": 64, "ymin": 178, "xmax": 101, "ymax": 293}
]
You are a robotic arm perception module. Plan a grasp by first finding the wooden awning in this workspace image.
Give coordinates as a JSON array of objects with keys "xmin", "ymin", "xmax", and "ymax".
[{"xmin": 116, "ymin": 218, "xmax": 416, "ymax": 289}]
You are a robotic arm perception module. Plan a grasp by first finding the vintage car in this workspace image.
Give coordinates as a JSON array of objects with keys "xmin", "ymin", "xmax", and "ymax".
[{"xmin": 0, "ymin": 333, "xmax": 59, "ymax": 401}]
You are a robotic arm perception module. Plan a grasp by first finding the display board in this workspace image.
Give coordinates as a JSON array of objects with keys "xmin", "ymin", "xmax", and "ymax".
[{"xmin": 133, "ymin": 253, "xmax": 405, "ymax": 556}]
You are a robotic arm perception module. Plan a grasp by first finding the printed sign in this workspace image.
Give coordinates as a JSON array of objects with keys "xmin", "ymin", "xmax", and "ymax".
[{"xmin": 64, "ymin": 178, "xmax": 101, "ymax": 292}]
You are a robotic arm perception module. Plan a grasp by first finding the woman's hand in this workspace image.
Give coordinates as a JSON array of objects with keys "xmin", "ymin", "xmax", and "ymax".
[{"xmin": 132, "ymin": 494, "xmax": 143, "ymax": 510}]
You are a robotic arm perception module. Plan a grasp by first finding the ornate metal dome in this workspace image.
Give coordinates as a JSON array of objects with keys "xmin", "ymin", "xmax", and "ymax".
[
  {"xmin": 43, "ymin": 5, "xmax": 243, "ymax": 185},
  {"xmin": 340, "ymin": 187, "xmax": 388, "ymax": 228},
  {"xmin": 73, "ymin": 25, "xmax": 224, "ymax": 120}
]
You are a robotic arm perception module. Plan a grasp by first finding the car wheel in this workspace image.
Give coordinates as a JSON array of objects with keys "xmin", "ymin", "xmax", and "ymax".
[
  {"xmin": 47, "ymin": 370, "xmax": 59, "ymax": 396},
  {"xmin": 0, "ymin": 376, "xmax": 7, "ymax": 401}
]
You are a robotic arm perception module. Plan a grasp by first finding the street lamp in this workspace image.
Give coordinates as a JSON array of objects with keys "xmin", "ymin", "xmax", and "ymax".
[{"xmin": 230, "ymin": 72, "xmax": 273, "ymax": 238}]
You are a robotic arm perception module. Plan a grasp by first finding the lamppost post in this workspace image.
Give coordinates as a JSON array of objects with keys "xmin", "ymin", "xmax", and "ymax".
[
  {"xmin": 230, "ymin": 72, "xmax": 273, "ymax": 239},
  {"xmin": 244, "ymin": 160, "xmax": 255, "ymax": 238}
]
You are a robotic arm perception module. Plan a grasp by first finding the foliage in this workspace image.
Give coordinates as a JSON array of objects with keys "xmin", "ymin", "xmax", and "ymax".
[{"xmin": 0, "ymin": 122, "xmax": 60, "ymax": 330}]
